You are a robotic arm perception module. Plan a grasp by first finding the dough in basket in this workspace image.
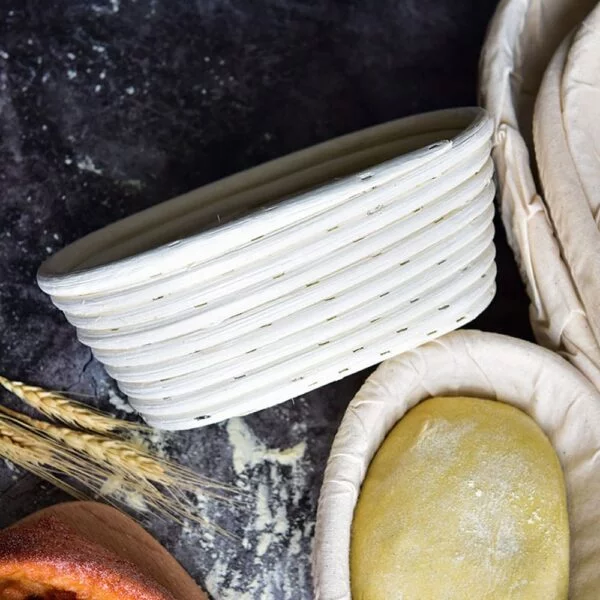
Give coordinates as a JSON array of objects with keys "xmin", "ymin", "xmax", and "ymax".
[{"xmin": 350, "ymin": 396, "xmax": 569, "ymax": 600}]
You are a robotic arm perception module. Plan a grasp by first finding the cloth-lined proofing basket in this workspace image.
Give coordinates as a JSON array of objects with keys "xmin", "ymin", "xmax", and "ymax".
[
  {"xmin": 38, "ymin": 108, "xmax": 496, "ymax": 429},
  {"xmin": 313, "ymin": 329, "xmax": 600, "ymax": 599},
  {"xmin": 534, "ymin": 3, "xmax": 600, "ymax": 354},
  {"xmin": 479, "ymin": 0, "xmax": 600, "ymax": 387}
]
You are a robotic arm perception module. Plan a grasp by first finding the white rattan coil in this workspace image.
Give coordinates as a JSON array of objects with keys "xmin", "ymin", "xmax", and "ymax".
[
  {"xmin": 39, "ymin": 108, "xmax": 490, "ymax": 296},
  {"xmin": 106, "ymin": 216, "xmax": 495, "ymax": 381},
  {"xmin": 120, "ymin": 243, "xmax": 496, "ymax": 401},
  {"xmin": 72, "ymin": 163, "xmax": 494, "ymax": 351},
  {"xmin": 96, "ymin": 200, "xmax": 494, "ymax": 373},
  {"xmin": 57, "ymin": 150, "xmax": 493, "ymax": 331},
  {"xmin": 124, "ymin": 253, "xmax": 497, "ymax": 425},
  {"xmin": 38, "ymin": 107, "xmax": 496, "ymax": 428},
  {"xmin": 140, "ymin": 284, "xmax": 497, "ymax": 430},
  {"xmin": 49, "ymin": 135, "xmax": 491, "ymax": 320}
]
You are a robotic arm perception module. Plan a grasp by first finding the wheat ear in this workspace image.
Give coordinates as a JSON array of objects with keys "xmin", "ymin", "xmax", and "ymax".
[
  {"xmin": 0, "ymin": 375, "xmax": 148, "ymax": 434},
  {"xmin": 0, "ymin": 406, "xmax": 239, "ymax": 498},
  {"xmin": 0, "ymin": 415, "xmax": 155, "ymax": 518},
  {"xmin": 0, "ymin": 408, "xmax": 238, "ymax": 536},
  {"xmin": 0, "ymin": 417, "xmax": 112, "ymax": 501}
]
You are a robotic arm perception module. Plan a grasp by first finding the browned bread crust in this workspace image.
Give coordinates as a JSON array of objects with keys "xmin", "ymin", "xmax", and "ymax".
[{"xmin": 0, "ymin": 515, "xmax": 177, "ymax": 600}]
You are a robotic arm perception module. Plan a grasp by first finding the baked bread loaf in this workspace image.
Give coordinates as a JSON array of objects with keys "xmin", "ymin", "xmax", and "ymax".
[{"xmin": 0, "ymin": 502, "xmax": 206, "ymax": 600}]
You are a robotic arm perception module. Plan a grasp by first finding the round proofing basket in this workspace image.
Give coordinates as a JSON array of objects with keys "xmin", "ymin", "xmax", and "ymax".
[
  {"xmin": 313, "ymin": 330, "xmax": 600, "ymax": 600},
  {"xmin": 479, "ymin": 0, "xmax": 600, "ymax": 387},
  {"xmin": 38, "ymin": 108, "xmax": 496, "ymax": 429}
]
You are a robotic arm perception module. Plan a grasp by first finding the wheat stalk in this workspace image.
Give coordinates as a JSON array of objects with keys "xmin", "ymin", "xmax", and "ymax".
[
  {"xmin": 0, "ymin": 406, "xmax": 241, "ymax": 536},
  {"xmin": 0, "ymin": 375, "xmax": 148, "ymax": 434},
  {"xmin": 1, "ymin": 407, "xmax": 231, "ymax": 493},
  {"xmin": 0, "ymin": 378, "xmax": 242, "ymax": 536},
  {"xmin": 0, "ymin": 417, "xmax": 111, "ymax": 501}
]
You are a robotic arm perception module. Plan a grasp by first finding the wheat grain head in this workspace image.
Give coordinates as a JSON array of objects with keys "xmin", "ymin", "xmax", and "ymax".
[
  {"xmin": 0, "ymin": 375, "xmax": 148, "ymax": 434},
  {"xmin": 0, "ymin": 417, "xmax": 105, "ymax": 500},
  {"xmin": 0, "ymin": 406, "xmax": 239, "ymax": 498}
]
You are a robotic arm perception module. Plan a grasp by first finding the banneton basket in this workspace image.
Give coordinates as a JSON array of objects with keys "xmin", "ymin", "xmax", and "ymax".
[
  {"xmin": 313, "ymin": 330, "xmax": 600, "ymax": 600},
  {"xmin": 479, "ymin": 0, "xmax": 600, "ymax": 387},
  {"xmin": 534, "ymin": 4, "xmax": 600, "ymax": 358},
  {"xmin": 38, "ymin": 108, "xmax": 496, "ymax": 429}
]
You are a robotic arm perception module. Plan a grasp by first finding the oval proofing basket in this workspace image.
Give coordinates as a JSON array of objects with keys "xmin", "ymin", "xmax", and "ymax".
[
  {"xmin": 38, "ymin": 108, "xmax": 496, "ymax": 429},
  {"xmin": 313, "ymin": 330, "xmax": 600, "ymax": 600}
]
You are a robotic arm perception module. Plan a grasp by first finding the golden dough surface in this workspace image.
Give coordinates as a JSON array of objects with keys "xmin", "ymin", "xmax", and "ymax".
[{"xmin": 351, "ymin": 396, "xmax": 569, "ymax": 600}]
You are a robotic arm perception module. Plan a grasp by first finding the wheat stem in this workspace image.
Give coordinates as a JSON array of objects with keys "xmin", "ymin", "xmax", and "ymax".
[
  {"xmin": 0, "ymin": 388, "xmax": 243, "ymax": 535},
  {"xmin": 0, "ymin": 406, "xmax": 241, "ymax": 504}
]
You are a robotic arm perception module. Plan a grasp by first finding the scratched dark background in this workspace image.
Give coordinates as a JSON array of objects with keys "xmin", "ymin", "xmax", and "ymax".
[{"xmin": 0, "ymin": 0, "xmax": 530, "ymax": 598}]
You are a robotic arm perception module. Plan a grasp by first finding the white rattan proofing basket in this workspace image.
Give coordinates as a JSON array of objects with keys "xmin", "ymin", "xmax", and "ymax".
[
  {"xmin": 38, "ymin": 108, "xmax": 496, "ymax": 429},
  {"xmin": 313, "ymin": 330, "xmax": 600, "ymax": 599},
  {"xmin": 479, "ymin": 0, "xmax": 600, "ymax": 387}
]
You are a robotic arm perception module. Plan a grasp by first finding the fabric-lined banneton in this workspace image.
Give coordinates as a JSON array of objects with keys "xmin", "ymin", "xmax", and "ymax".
[
  {"xmin": 533, "ymin": 3, "xmax": 600, "ymax": 360},
  {"xmin": 312, "ymin": 330, "xmax": 600, "ymax": 599},
  {"xmin": 479, "ymin": 0, "xmax": 600, "ymax": 387}
]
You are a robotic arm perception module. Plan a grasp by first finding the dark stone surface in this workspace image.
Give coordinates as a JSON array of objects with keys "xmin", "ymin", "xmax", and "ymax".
[{"xmin": 0, "ymin": 0, "xmax": 531, "ymax": 597}]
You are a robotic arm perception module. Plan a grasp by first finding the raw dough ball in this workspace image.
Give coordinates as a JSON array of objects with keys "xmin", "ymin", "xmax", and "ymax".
[{"xmin": 351, "ymin": 396, "xmax": 569, "ymax": 600}]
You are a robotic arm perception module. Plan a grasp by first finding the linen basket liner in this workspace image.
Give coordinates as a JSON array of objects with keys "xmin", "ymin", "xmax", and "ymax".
[
  {"xmin": 313, "ymin": 329, "xmax": 600, "ymax": 599},
  {"xmin": 533, "ymin": 4, "xmax": 600, "ymax": 353},
  {"xmin": 479, "ymin": 0, "xmax": 600, "ymax": 387}
]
